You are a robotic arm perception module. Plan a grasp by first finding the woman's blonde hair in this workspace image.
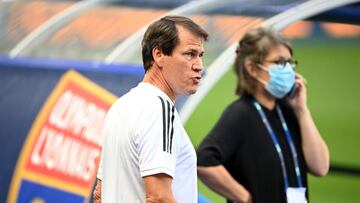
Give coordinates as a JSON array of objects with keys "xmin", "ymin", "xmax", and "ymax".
[{"xmin": 234, "ymin": 27, "xmax": 293, "ymax": 96}]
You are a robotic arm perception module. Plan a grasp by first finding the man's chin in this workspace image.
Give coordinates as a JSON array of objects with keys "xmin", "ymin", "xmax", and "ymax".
[{"xmin": 186, "ymin": 88, "xmax": 198, "ymax": 95}]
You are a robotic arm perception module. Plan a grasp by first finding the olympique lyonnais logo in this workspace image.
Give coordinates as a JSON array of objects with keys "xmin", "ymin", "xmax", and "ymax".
[
  {"xmin": 7, "ymin": 70, "xmax": 117, "ymax": 203},
  {"xmin": 28, "ymin": 88, "xmax": 104, "ymax": 187}
]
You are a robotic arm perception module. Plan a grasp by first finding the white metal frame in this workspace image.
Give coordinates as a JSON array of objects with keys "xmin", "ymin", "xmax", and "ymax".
[
  {"xmin": 10, "ymin": 0, "xmax": 102, "ymax": 58},
  {"xmin": 179, "ymin": 0, "xmax": 360, "ymax": 123},
  {"xmin": 104, "ymin": 0, "xmax": 247, "ymax": 64}
]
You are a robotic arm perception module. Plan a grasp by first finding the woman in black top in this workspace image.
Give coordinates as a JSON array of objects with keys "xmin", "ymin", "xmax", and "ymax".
[{"xmin": 197, "ymin": 27, "xmax": 329, "ymax": 203}]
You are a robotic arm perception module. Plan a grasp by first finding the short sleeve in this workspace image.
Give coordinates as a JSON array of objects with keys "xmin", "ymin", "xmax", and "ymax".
[
  {"xmin": 197, "ymin": 101, "xmax": 245, "ymax": 166},
  {"xmin": 135, "ymin": 96, "xmax": 178, "ymax": 178}
]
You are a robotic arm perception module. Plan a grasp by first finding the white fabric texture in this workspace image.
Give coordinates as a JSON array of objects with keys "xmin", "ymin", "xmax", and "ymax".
[{"xmin": 100, "ymin": 82, "xmax": 197, "ymax": 203}]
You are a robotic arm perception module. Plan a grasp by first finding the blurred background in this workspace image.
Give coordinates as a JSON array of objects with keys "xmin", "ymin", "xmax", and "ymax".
[{"xmin": 1, "ymin": 0, "xmax": 359, "ymax": 202}]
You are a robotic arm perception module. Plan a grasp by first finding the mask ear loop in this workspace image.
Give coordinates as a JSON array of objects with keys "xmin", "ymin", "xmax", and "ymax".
[
  {"xmin": 257, "ymin": 64, "xmax": 268, "ymax": 72},
  {"xmin": 249, "ymin": 63, "xmax": 268, "ymax": 87},
  {"xmin": 255, "ymin": 76, "xmax": 268, "ymax": 87}
]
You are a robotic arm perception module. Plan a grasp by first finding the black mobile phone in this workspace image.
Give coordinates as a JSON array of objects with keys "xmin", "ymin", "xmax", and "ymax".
[{"xmin": 287, "ymin": 85, "xmax": 297, "ymax": 98}]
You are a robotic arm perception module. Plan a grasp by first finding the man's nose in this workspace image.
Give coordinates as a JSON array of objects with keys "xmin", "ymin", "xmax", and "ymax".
[{"xmin": 192, "ymin": 57, "xmax": 203, "ymax": 72}]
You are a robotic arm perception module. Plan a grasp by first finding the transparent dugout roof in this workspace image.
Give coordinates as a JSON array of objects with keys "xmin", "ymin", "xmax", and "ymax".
[{"xmin": 0, "ymin": 0, "xmax": 358, "ymax": 68}]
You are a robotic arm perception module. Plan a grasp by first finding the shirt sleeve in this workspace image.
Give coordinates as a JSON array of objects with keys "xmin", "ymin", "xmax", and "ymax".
[
  {"xmin": 135, "ymin": 96, "xmax": 177, "ymax": 178},
  {"xmin": 197, "ymin": 101, "xmax": 245, "ymax": 166}
]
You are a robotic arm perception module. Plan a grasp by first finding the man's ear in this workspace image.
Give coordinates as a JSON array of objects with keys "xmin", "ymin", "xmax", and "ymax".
[{"xmin": 152, "ymin": 47, "xmax": 164, "ymax": 68}]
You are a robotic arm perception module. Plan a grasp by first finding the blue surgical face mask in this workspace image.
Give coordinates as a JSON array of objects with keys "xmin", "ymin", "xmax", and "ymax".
[{"xmin": 258, "ymin": 63, "xmax": 296, "ymax": 98}]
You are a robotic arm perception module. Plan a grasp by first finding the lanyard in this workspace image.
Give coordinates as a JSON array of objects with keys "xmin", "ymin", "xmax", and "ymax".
[{"xmin": 252, "ymin": 100, "xmax": 303, "ymax": 189}]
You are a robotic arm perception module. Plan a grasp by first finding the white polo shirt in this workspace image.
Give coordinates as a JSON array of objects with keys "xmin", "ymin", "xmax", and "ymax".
[{"xmin": 99, "ymin": 82, "xmax": 197, "ymax": 203}]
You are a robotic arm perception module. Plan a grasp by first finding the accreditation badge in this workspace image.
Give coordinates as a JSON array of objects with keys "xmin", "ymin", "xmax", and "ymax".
[{"xmin": 286, "ymin": 187, "xmax": 307, "ymax": 203}]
